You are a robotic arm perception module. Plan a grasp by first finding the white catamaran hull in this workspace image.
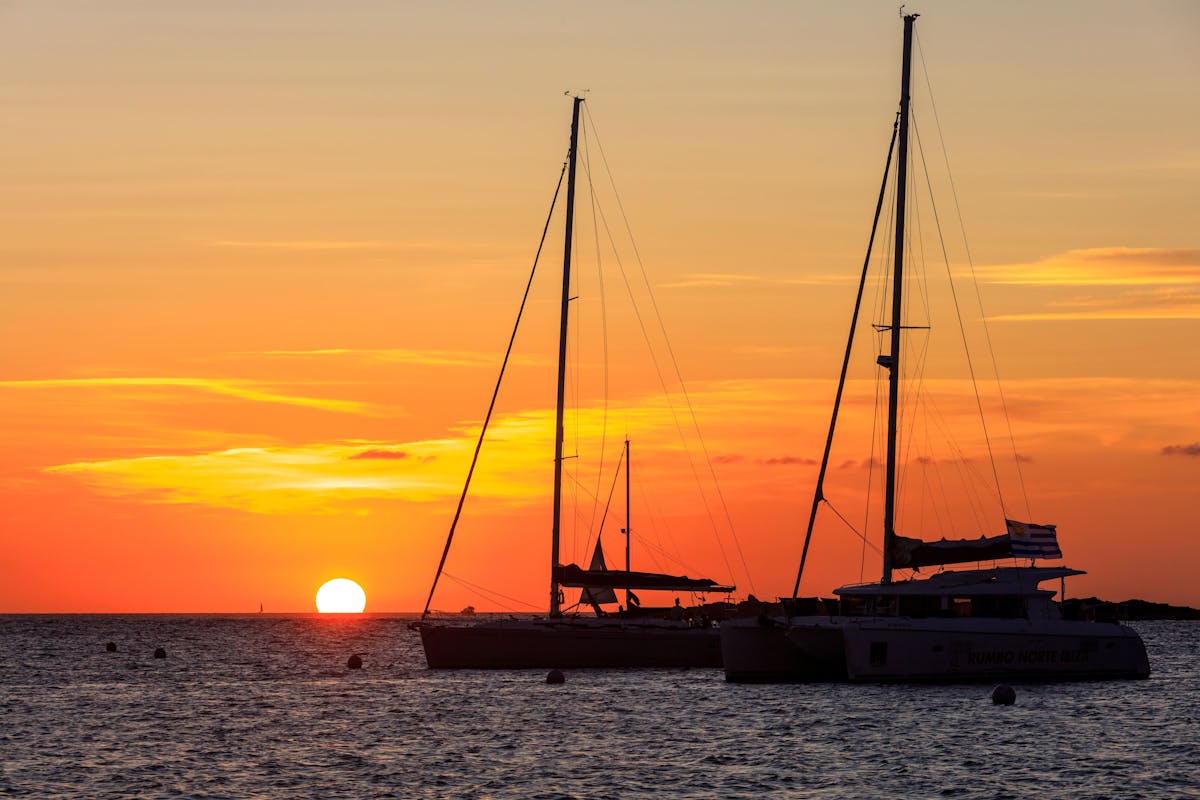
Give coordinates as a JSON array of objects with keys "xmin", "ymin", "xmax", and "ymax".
[
  {"xmin": 419, "ymin": 618, "xmax": 722, "ymax": 669},
  {"xmin": 840, "ymin": 618, "xmax": 1149, "ymax": 681},
  {"xmin": 721, "ymin": 616, "xmax": 1149, "ymax": 682}
]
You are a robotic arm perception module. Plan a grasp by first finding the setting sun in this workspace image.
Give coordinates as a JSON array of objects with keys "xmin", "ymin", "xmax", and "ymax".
[{"xmin": 315, "ymin": 578, "xmax": 367, "ymax": 613}]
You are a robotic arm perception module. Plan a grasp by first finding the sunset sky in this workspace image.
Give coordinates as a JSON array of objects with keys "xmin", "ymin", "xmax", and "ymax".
[{"xmin": 2, "ymin": 1, "xmax": 1197, "ymax": 612}]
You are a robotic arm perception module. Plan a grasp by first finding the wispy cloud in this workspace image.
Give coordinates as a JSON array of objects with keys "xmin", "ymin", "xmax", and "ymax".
[
  {"xmin": 1162, "ymin": 443, "xmax": 1200, "ymax": 457},
  {"xmin": 759, "ymin": 455, "xmax": 818, "ymax": 466},
  {"xmin": 350, "ymin": 449, "xmax": 416, "ymax": 461},
  {"xmin": 253, "ymin": 348, "xmax": 546, "ymax": 368},
  {"xmin": 46, "ymin": 441, "xmax": 472, "ymax": 513},
  {"xmin": 659, "ymin": 273, "xmax": 853, "ymax": 289},
  {"xmin": 991, "ymin": 287, "xmax": 1200, "ymax": 321},
  {"xmin": 978, "ymin": 247, "xmax": 1200, "ymax": 287},
  {"xmin": 209, "ymin": 240, "xmax": 495, "ymax": 254},
  {"xmin": 0, "ymin": 377, "xmax": 374, "ymax": 415},
  {"xmin": 978, "ymin": 248, "xmax": 1200, "ymax": 321},
  {"xmin": 212, "ymin": 240, "xmax": 397, "ymax": 251}
]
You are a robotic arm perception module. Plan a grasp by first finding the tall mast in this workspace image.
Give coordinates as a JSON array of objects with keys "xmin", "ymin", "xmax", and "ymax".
[
  {"xmin": 881, "ymin": 14, "xmax": 917, "ymax": 584},
  {"xmin": 624, "ymin": 437, "xmax": 632, "ymax": 607},
  {"xmin": 550, "ymin": 96, "xmax": 583, "ymax": 617}
]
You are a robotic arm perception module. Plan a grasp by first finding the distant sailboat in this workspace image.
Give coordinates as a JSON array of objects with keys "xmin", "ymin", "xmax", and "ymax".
[
  {"xmin": 414, "ymin": 97, "xmax": 735, "ymax": 669},
  {"xmin": 720, "ymin": 14, "xmax": 1149, "ymax": 683}
]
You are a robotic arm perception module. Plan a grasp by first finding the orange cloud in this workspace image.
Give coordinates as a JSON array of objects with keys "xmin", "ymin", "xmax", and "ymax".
[
  {"xmin": 0, "ymin": 377, "xmax": 376, "ymax": 415},
  {"xmin": 253, "ymin": 348, "xmax": 546, "ymax": 368},
  {"xmin": 978, "ymin": 247, "xmax": 1200, "ymax": 287},
  {"xmin": 973, "ymin": 248, "xmax": 1200, "ymax": 321},
  {"xmin": 658, "ymin": 273, "xmax": 855, "ymax": 289}
]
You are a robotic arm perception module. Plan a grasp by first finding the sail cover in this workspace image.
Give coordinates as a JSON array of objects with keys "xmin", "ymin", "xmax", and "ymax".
[
  {"xmin": 890, "ymin": 533, "xmax": 1014, "ymax": 569},
  {"xmin": 557, "ymin": 563, "xmax": 734, "ymax": 593},
  {"xmin": 891, "ymin": 520, "xmax": 1064, "ymax": 569},
  {"xmin": 578, "ymin": 538, "xmax": 618, "ymax": 606}
]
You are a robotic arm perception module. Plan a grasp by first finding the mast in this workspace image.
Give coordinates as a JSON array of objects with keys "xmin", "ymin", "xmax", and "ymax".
[
  {"xmin": 624, "ymin": 437, "xmax": 632, "ymax": 607},
  {"xmin": 881, "ymin": 13, "xmax": 917, "ymax": 584},
  {"xmin": 550, "ymin": 96, "xmax": 583, "ymax": 617}
]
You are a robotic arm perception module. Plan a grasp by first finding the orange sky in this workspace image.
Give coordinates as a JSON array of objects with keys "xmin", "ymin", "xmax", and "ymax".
[{"xmin": 2, "ymin": 2, "xmax": 1198, "ymax": 611}]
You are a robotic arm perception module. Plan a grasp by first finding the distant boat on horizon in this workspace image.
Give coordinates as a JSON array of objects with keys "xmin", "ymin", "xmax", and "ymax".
[{"xmin": 720, "ymin": 14, "xmax": 1149, "ymax": 683}]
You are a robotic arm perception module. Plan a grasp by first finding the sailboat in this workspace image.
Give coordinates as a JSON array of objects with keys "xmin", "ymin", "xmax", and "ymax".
[
  {"xmin": 720, "ymin": 15, "xmax": 1150, "ymax": 682},
  {"xmin": 415, "ymin": 97, "xmax": 735, "ymax": 669}
]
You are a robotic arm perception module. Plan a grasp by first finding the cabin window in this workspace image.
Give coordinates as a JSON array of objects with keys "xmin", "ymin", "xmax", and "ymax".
[
  {"xmin": 899, "ymin": 595, "xmax": 942, "ymax": 618},
  {"xmin": 870, "ymin": 641, "xmax": 888, "ymax": 666},
  {"xmin": 844, "ymin": 597, "xmax": 869, "ymax": 617},
  {"xmin": 952, "ymin": 598, "xmax": 972, "ymax": 617},
  {"xmin": 970, "ymin": 596, "xmax": 1026, "ymax": 619}
]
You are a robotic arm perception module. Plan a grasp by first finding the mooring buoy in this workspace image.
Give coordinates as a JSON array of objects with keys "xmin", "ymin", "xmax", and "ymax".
[
  {"xmin": 992, "ymin": 684, "xmax": 1016, "ymax": 705},
  {"xmin": 105, "ymin": 642, "xmax": 117, "ymax": 653},
  {"xmin": 153, "ymin": 647, "xmax": 167, "ymax": 659},
  {"xmin": 347, "ymin": 654, "xmax": 363, "ymax": 669},
  {"xmin": 546, "ymin": 669, "xmax": 565, "ymax": 685}
]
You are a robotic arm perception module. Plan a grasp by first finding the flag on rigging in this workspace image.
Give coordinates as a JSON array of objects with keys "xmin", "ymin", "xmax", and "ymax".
[{"xmin": 1006, "ymin": 519, "xmax": 1063, "ymax": 559}]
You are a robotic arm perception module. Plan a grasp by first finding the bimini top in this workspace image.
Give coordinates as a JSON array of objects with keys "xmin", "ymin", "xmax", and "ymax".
[{"xmin": 834, "ymin": 566, "xmax": 1085, "ymax": 598}]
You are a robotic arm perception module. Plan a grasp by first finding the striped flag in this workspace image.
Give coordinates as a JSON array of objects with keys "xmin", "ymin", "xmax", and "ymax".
[{"xmin": 1006, "ymin": 519, "xmax": 1063, "ymax": 559}]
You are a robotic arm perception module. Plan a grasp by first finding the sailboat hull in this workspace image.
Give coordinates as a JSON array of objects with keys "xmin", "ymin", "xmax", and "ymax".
[
  {"xmin": 720, "ymin": 617, "xmax": 846, "ymax": 682},
  {"xmin": 418, "ymin": 618, "xmax": 723, "ymax": 669}
]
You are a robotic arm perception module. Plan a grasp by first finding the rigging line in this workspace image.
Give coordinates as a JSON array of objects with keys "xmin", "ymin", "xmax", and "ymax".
[
  {"xmin": 570, "ymin": 178, "xmax": 585, "ymax": 565},
  {"xmin": 583, "ymin": 104, "xmax": 753, "ymax": 595},
  {"xmin": 588, "ymin": 181, "xmax": 736, "ymax": 579},
  {"xmin": 594, "ymin": 444, "xmax": 625, "ymax": 549},
  {"xmin": 911, "ymin": 114, "xmax": 1008, "ymax": 519},
  {"xmin": 629, "ymin": 532, "xmax": 694, "ymax": 573},
  {"xmin": 793, "ymin": 114, "xmax": 899, "ymax": 597},
  {"xmin": 590, "ymin": 195, "xmax": 740, "ymax": 591},
  {"xmin": 580, "ymin": 122, "xmax": 611, "ymax": 544},
  {"xmin": 442, "ymin": 571, "xmax": 541, "ymax": 612},
  {"xmin": 923, "ymin": 391, "xmax": 993, "ymax": 533},
  {"xmin": 631, "ymin": 469, "xmax": 684, "ymax": 575},
  {"xmin": 862, "ymin": 162, "xmax": 899, "ymax": 582},
  {"xmin": 916, "ymin": 32, "xmax": 1032, "ymax": 520},
  {"xmin": 419, "ymin": 162, "xmax": 568, "ymax": 620},
  {"xmin": 895, "ymin": 167, "xmax": 924, "ymax": 523},
  {"xmin": 826, "ymin": 500, "xmax": 883, "ymax": 556},
  {"xmin": 567, "ymin": 445, "xmax": 624, "ymax": 561},
  {"xmin": 897, "ymin": 326, "xmax": 933, "ymax": 531},
  {"xmin": 862, "ymin": 358, "xmax": 883, "ymax": 583}
]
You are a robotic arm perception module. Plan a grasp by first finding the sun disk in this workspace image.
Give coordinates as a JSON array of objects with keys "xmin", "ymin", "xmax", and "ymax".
[{"xmin": 315, "ymin": 578, "xmax": 367, "ymax": 613}]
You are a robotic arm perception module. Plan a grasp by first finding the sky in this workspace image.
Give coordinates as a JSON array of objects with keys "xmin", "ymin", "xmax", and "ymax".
[{"xmin": 1, "ymin": 1, "xmax": 1197, "ymax": 612}]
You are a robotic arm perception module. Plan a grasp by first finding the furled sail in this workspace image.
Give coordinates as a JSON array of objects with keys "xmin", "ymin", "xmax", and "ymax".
[
  {"xmin": 891, "ymin": 519, "xmax": 1064, "ymax": 569},
  {"xmin": 890, "ymin": 533, "xmax": 1014, "ymax": 570},
  {"xmin": 556, "ymin": 563, "xmax": 734, "ymax": 593}
]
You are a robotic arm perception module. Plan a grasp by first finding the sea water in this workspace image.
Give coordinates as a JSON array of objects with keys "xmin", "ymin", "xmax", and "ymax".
[{"xmin": 1, "ymin": 615, "xmax": 1196, "ymax": 799}]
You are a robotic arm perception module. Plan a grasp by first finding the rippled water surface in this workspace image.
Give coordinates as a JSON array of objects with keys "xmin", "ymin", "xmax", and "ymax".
[{"xmin": 1, "ymin": 616, "xmax": 1196, "ymax": 799}]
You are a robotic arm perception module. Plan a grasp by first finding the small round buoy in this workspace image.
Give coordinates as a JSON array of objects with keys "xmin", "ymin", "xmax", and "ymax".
[
  {"xmin": 347, "ymin": 654, "xmax": 363, "ymax": 669},
  {"xmin": 105, "ymin": 642, "xmax": 117, "ymax": 653},
  {"xmin": 546, "ymin": 669, "xmax": 565, "ymax": 685},
  {"xmin": 153, "ymin": 647, "xmax": 167, "ymax": 659},
  {"xmin": 992, "ymin": 684, "xmax": 1016, "ymax": 705}
]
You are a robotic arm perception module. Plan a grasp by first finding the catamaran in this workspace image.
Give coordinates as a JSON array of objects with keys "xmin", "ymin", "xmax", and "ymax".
[
  {"xmin": 415, "ymin": 97, "xmax": 736, "ymax": 669},
  {"xmin": 720, "ymin": 14, "xmax": 1150, "ymax": 682}
]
